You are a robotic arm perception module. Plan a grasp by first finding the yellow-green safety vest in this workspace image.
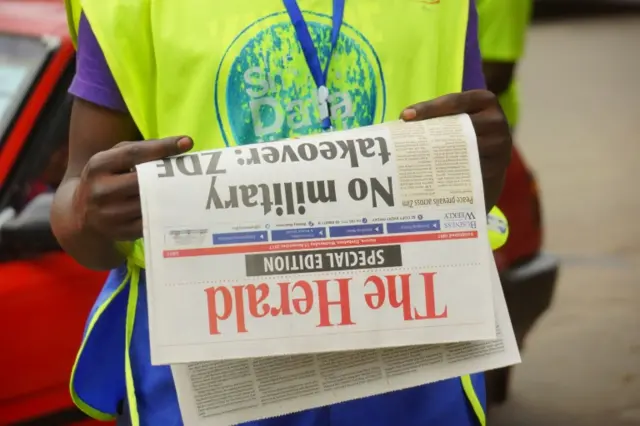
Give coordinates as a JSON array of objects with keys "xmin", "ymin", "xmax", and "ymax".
[
  {"xmin": 65, "ymin": 1, "xmax": 509, "ymax": 425},
  {"xmin": 477, "ymin": 0, "xmax": 533, "ymax": 127}
]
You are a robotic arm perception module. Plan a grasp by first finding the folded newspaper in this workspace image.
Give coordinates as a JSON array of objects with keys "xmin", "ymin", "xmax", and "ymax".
[
  {"xmin": 171, "ymin": 257, "xmax": 518, "ymax": 426},
  {"xmin": 136, "ymin": 115, "xmax": 521, "ymax": 424},
  {"xmin": 138, "ymin": 116, "xmax": 497, "ymax": 364}
]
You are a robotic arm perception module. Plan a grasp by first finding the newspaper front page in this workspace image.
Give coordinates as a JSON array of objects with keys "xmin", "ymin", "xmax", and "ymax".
[
  {"xmin": 137, "ymin": 116, "xmax": 496, "ymax": 364},
  {"xmin": 171, "ymin": 256, "xmax": 519, "ymax": 426}
]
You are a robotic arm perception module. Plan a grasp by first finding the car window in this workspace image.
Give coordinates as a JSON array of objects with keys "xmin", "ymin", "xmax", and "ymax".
[{"xmin": 0, "ymin": 34, "xmax": 50, "ymax": 141}]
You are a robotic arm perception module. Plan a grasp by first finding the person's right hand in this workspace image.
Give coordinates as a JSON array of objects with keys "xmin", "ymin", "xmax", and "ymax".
[{"xmin": 72, "ymin": 136, "xmax": 193, "ymax": 241}]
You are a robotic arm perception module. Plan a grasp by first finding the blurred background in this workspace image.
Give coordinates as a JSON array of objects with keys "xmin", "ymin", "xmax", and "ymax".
[
  {"xmin": 0, "ymin": 1, "xmax": 639, "ymax": 425},
  {"xmin": 492, "ymin": 5, "xmax": 640, "ymax": 426}
]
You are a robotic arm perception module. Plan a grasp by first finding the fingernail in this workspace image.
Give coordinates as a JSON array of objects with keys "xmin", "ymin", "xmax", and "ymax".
[
  {"xmin": 402, "ymin": 109, "xmax": 417, "ymax": 121},
  {"xmin": 177, "ymin": 137, "xmax": 194, "ymax": 150}
]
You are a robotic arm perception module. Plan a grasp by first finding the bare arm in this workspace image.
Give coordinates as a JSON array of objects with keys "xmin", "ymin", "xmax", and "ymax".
[
  {"xmin": 51, "ymin": 98, "xmax": 139, "ymax": 270},
  {"xmin": 476, "ymin": 0, "xmax": 531, "ymax": 97},
  {"xmin": 51, "ymin": 98, "xmax": 193, "ymax": 270},
  {"xmin": 482, "ymin": 61, "xmax": 515, "ymax": 97}
]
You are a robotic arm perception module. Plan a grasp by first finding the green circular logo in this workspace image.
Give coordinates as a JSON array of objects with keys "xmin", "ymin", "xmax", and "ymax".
[{"xmin": 214, "ymin": 11, "xmax": 386, "ymax": 146}]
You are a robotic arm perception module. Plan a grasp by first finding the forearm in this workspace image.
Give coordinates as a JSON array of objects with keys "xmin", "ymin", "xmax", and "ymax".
[
  {"xmin": 51, "ymin": 178, "xmax": 125, "ymax": 270},
  {"xmin": 484, "ymin": 174, "xmax": 506, "ymax": 214},
  {"xmin": 482, "ymin": 61, "xmax": 515, "ymax": 97}
]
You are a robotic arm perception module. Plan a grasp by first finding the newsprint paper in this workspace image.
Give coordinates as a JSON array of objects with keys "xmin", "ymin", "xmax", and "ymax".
[
  {"xmin": 136, "ymin": 115, "xmax": 521, "ymax": 423},
  {"xmin": 170, "ymin": 258, "xmax": 518, "ymax": 426},
  {"xmin": 137, "ymin": 116, "xmax": 497, "ymax": 365}
]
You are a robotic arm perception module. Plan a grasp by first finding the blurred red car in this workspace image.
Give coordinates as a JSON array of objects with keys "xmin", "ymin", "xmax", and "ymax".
[
  {"xmin": 0, "ymin": 1, "xmax": 109, "ymax": 425},
  {"xmin": 0, "ymin": 1, "xmax": 557, "ymax": 424}
]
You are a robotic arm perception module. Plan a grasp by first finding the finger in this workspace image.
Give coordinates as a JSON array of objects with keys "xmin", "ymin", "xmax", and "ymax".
[
  {"xmin": 90, "ymin": 173, "xmax": 140, "ymax": 205},
  {"xmin": 469, "ymin": 109, "xmax": 510, "ymax": 137},
  {"xmin": 469, "ymin": 111, "xmax": 512, "ymax": 160},
  {"xmin": 90, "ymin": 201, "xmax": 143, "ymax": 241},
  {"xmin": 114, "ymin": 136, "xmax": 194, "ymax": 172},
  {"xmin": 117, "ymin": 218, "xmax": 144, "ymax": 241},
  {"xmin": 106, "ymin": 218, "xmax": 144, "ymax": 242},
  {"xmin": 88, "ymin": 136, "xmax": 194, "ymax": 175},
  {"xmin": 477, "ymin": 135, "xmax": 512, "ymax": 165},
  {"xmin": 401, "ymin": 90, "xmax": 495, "ymax": 121},
  {"xmin": 92, "ymin": 198, "xmax": 143, "ymax": 225}
]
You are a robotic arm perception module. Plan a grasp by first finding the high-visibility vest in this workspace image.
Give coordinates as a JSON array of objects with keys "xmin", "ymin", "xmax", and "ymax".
[
  {"xmin": 476, "ymin": 0, "xmax": 533, "ymax": 127},
  {"xmin": 65, "ymin": 1, "xmax": 508, "ymax": 425}
]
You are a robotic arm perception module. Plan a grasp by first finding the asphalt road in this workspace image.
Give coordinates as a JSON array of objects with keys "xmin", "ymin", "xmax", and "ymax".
[{"xmin": 490, "ymin": 15, "xmax": 640, "ymax": 426}]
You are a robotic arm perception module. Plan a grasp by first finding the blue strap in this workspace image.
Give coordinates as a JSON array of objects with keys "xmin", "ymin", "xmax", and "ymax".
[{"xmin": 283, "ymin": 0, "xmax": 345, "ymax": 129}]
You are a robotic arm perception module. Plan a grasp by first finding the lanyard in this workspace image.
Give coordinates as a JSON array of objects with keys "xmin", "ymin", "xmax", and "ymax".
[{"xmin": 283, "ymin": 0, "xmax": 345, "ymax": 130}]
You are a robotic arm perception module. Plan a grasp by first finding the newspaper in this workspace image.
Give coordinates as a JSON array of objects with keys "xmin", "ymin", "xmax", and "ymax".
[
  {"xmin": 137, "ymin": 115, "xmax": 496, "ymax": 365},
  {"xmin": 170, "ymin": 256, "xmax": 519, "ymax": 426}
]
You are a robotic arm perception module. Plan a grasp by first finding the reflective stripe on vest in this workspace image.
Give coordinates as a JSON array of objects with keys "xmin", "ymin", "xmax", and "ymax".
[
  {"xmin": 64, "ymin": 0, "xmax": 81, "ymax": 48},
  {"xmin": 66, "ymin": 1, "xmax": 499, "ymax": 425},
  {"xmin": 488, "ymin": 206, "xmax": 509, "ymax": 251},
  {"xmin": 74, "ymin": 258, "xmax": 493, "ymax": 426},
  {"xmin": 476, "ymin": 0, "xmax": 533, "ymax": 128}
]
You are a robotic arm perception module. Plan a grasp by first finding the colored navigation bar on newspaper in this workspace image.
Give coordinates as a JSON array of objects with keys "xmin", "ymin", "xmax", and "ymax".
[
  {"xmin": 329, "ymin": 224, "xmax": 384, "ymax": 238},
  {"xmin": 271, "ymin": 227, "xmax": 326, "ymax": 241},
  {"xmin": 164, "ymin": 231, "xmax": 479, "ymax": 258},
  {"xmin": 386, "ymin": 220, "xmax": 441, "ymax": 233},
  {"xmin": 212, "ymin": 231, "xmax": 268, "ymax": 245}
]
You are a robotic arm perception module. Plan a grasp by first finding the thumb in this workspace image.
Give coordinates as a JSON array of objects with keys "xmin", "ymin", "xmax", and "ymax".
[{"xmin": 111, "ymin": 136, "xmax": 195, "ymax": 173}]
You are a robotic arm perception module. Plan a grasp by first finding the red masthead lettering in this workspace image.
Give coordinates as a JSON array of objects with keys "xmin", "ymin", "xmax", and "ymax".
[
  {"xmin": 270, "ymin": 282, "xmax": 293, "ymax": 316},
  {"xmin": 387, "ymin": 274, "xmax": 413, "ymax": 321},
  {"xmin": 205, "ymin": 285, "xmax": 249, "ymax": 335},
  {"xmin": 232, "ymin": 286, "xmax": 248, "ymax": 332},
  {"xmin": 204, "ymin": 286, "xmax": 233, "ymax": 335},
  {"xmin": 413, "ymin": 272, "xmax": 448, "ymax": 319},
  {"xmin": 363, "ymin": 272, "xmax": 447, "ymax": 321},
  {"xmin": 363, "ymin": 274, "xmax": 412, "ymax": 320},
  {"xmin": 247, "ymin": 283, "xmax": 270, "ymax": 318},
  {"xmin": 203, "ymin": 273, "xmax": 444, "ymax": 335},
  {"xmin": 363, "ymin": 275, "xmax": 385, "ymax": 309},
  {"xmin": 316, "ymin": 278, "xmax": 355, "ymax": 328},
  {"xmin": 204, "ymin": 277, "xmax": 356, "ymax": 334},
  {"xmin": 291, "ymin": 280, "xmax": 314, "ymax": 314}
]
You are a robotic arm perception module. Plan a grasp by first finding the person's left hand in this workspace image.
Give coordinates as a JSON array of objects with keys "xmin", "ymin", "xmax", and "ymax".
[{"xmin": 400, "ymin": 89, "xmax": 513, "ymax": 212}]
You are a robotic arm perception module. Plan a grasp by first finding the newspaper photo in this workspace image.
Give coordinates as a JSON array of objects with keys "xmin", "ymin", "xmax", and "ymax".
[
  {"xmin": 170, "ymin": 254, "xmax": 519, "ymax": 426},
  {"xmin": 137, "ymin": 115, "xmax": 497, "ymax": 364}
]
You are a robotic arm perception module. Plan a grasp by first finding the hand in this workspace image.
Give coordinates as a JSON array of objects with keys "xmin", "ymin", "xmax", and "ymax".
[
  {"xmin": 401, "ymin": 90, "xmax": 513, "ymax": 211},
  {"xmin": 72, "ymin": 136, "xmax": 193, "ymax": 241}
]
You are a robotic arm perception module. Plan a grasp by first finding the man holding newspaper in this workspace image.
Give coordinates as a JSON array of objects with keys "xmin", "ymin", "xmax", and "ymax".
[{"xmin": 53, "ymin": 0, "xmax": 513, "ymax": 425}]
